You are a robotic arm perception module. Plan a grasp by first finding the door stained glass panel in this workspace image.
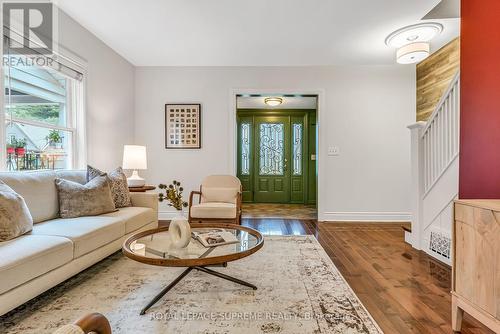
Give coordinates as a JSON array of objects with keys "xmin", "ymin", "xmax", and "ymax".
[
  {"xmin": 240, "ymin": 123, "xmax": 250, "ymax": 175},
  {"xmin": 292, "ymin": 123, "xmax": 303, "ymax": 175},
  {"xmin": 259, "ymin": 123, "xmax": 284, "ymax": 175}
]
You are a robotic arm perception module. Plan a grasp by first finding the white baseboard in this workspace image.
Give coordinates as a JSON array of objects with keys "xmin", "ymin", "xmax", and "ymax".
[
  {"xmin": 404, "ymin": 231, "xmax": 412, "ymax": 244},
  {"xmin": 320, "ymin": 211, "xmax": 411, "ymax": 222}
]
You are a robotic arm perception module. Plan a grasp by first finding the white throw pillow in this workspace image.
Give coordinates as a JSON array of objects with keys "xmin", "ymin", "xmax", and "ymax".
[
  {"xmin": 0, "ymin": 181, "xmax": 33, "ymax": 241},
  {"xmin": 201, "ymin": 187, "xmax": 239, "ymax": 203}
]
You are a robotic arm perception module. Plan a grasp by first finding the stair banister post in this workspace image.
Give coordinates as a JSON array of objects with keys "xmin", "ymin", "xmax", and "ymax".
[{"xmin": 407, "ymin": 122, "xmax": 426, "ymax": 250}]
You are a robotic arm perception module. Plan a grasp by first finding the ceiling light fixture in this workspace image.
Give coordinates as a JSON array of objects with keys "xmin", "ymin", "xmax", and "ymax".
[
  {"xmin": 264, "ymin": 97, "xmax": 283, "ymax": 107},
  {"xmin": 385, "ymin": 22, "xmax": 443, "ymax": 48},
  {"xmin": 396, "ymin": 42, "xmax": 430, "ymax": 64},
  {"xmin": 386, "ymin": 22, "xmax": 443, "ymax": 64}
]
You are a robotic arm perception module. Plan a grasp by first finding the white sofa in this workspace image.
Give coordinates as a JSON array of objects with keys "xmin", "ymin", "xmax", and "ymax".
[{"xmin": 0, "ymin": 170, "xmax": 158, "ymax": 316}]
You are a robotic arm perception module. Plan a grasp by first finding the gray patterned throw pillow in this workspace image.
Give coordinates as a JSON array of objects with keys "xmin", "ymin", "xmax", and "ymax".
[
  {"xmin": 0, "ymin": 181, "xmax": 33, "ymax": 241},
  {"xmin": 55, "ymin": 176, "xmax": 116, "ymax": 218},
  {"xmin": 87, "ymin": 165, "xmax": 131, "ymax": 208}
]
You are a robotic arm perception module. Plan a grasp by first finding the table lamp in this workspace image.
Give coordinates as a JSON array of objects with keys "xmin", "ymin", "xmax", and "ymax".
[{"xmin": 122, "ymin": 145, "xmax": 147, "ymax": 187}]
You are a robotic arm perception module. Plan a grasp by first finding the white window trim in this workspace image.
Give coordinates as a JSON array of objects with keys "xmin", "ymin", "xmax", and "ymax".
[{"xmin": 0, "ymin": 29, "xmax": 88, "ymax": 171}]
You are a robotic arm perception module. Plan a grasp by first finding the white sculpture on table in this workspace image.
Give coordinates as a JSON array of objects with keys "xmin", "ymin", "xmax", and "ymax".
[{"xmin": 169, "ymin": 217, "xmax": 191, "ymax": 249}]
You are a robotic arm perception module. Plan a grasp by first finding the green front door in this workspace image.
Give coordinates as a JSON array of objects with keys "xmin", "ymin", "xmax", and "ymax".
[
  {"xmin": 237, "ymin": 110, "xmax": 316, "ymax": 204},
  {"xmin": 254, "ymin": 116, "xmax": 290, "ymax": 202}
]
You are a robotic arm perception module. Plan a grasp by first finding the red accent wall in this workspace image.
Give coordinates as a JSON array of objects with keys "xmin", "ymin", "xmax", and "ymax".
[{"xmin": 459, "ymin": 0, "xmax": 500, "ymax": 199}]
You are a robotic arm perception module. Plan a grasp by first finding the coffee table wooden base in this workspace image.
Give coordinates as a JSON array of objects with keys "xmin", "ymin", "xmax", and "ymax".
[{"xmin": 140, "ymin": 266, "xmax": 257, "ymax": 315}]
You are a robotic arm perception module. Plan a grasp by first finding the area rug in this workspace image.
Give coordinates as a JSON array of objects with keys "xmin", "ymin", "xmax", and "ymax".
[{"xmin": 0, "ymin": 236, "xmax": 383, "ymax": 334}]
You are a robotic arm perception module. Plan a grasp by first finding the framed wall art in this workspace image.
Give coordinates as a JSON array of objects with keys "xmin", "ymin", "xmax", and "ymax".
[{"xmin": 165, "ymin": 104, "xmax": 201, "ymax": 149}]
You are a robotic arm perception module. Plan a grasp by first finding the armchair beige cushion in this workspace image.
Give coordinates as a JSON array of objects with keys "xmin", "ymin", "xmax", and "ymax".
[
  {"xmin": 189, "ymin": 175, "xmax": 241, "ymax": 223},
  {"xmin": 190, "ymin": 202, "xmax": 237, "ymax": 219},
  {"xmin": 201, "ymin": 187, "xmax": 239, "ymax": 204}
]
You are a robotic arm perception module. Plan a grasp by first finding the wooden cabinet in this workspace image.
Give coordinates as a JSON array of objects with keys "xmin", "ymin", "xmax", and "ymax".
[{"xmin": 452, "ymin": 200, "xmax": 500, "ymax": 333}]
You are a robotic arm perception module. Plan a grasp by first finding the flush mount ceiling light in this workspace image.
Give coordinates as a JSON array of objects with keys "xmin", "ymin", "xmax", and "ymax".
[
  {"xmin": 396, "ymin": 42, "xmax": 430, "ymax": 64},
  {"xmin": 385, "ymin": 22, "xmax": 443, "ymax": 48},
  {"xmin": 264, "ymin": 97, "xmax": 283, "ymax": 107},
  {"xmin": 386, "ymin": 22, "xmax": 442, "ymax": 64}
]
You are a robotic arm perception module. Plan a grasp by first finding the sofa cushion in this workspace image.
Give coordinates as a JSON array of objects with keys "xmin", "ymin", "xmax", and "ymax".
[
  {"xmin": 55, "ymin": 176, "xmax": 116, "ymax": 219},
  {"xmin": 33, "ymin": 216, "xmax": 125, "ymax": 258},
  {"xmin": 190, "ymin": 202, "xmax": 237, "ymax": 219},
  {"xmin": 101, "ymin": 207, "xmax": 156, "ymax": 233},
  {"xmin": 0, "ymin": 170, "xmax": 87, "ymax": 224},
  {"xmin": 0, "ymin": 170, "xmax": 58, "ymax": 223},
  {"xmin": 0, "ymin": 235, "xmax": 73, "ymax": 294},
  {"xmin": 0, "ymin": 181, "xmax": 33, "ymax": 241}
]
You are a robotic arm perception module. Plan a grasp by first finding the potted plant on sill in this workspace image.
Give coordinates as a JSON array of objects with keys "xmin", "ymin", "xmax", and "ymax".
[
  {"xmin": 6, "ymin": 142, "xmax": 15, "ymax": 154},
  {"xmin": 15, "ymin": 138, "xmax": 27, "ymax": 156},
  {"xmin": 46, "ymin": 130, "xmax": 63, "ymax": 148}
]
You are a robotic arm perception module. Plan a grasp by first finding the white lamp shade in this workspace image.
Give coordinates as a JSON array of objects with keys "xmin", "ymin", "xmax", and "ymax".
[
  {"xmin": 122, "ymin": 145, "xmax": 147, "ymax": 170},
  {"xmin": 396, "ymin": 42, "xmax": 430, "ymax": 64}
]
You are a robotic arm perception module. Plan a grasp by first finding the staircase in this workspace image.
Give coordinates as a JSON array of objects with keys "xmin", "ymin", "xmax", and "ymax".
[{"xmin": 407, "ymin": 72, "xmax": 460, "ymax": 265}]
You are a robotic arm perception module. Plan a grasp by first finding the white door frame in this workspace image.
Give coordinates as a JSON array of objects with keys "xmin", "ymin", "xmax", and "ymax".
[{"xmin": 228, "ymin": 88, "xmax": 326, "ymax": 220}]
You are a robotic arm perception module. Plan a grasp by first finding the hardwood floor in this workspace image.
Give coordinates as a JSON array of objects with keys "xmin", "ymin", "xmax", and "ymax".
[
  {"xmin": 242, "ymin": 203, "xmax": 317, "ymax": 220},
  {"xmin": 160, "ymin": 218, "xmax": 492, "ymax": 333},
  {"xmin": 239, "ymin": 219, "xmax": 493, "ymax": 334}
]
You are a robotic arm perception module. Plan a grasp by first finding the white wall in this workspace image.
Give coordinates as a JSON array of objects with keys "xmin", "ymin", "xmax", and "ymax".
[
  {"xmin": 134, "ymin": 66, "xmax": 415, "ymax": 221},
  {"xmin": 58, "ymin": 10, "xmax": 135, "ymax": 171}
]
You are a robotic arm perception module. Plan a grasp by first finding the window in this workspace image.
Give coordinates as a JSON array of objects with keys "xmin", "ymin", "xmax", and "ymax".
[
  {"xmin": 2, "ymin": 35, "xmax": 85, "ymax": 171},
  {"xmin": 292, "ymin": 123, "xmax": 303, "ymax": 175},
  {"xmin": 240, "ymin": 123, "xmax": 251, "ymax": 175}
]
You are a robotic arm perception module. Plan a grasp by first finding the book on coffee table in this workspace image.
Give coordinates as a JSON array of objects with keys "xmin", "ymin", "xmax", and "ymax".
[{"xmin": 191, "ymin": 229, "xmax": 239, "ymax": 248}]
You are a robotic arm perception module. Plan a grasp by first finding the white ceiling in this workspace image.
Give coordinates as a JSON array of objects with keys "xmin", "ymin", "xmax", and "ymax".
[
  {"xmin": 237, "ymin": 96, "xmax": 317, "ymax": 109},
  {"xmin": 56, "ymin": 0, "xmax": 460, "ymax": 66}
]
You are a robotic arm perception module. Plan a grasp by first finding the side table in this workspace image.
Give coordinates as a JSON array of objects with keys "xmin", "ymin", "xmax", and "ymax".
[{"xmin": 129, "ymin": 185, "xmax": 156, "ymax": 192}]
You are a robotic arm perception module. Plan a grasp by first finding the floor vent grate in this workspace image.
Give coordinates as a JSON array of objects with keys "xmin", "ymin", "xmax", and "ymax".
[{"xmin": 429, "ymin": 230, "xmax": 451, "ymax": 259}]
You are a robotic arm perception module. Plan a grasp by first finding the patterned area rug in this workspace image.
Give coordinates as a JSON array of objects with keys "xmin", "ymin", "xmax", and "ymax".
[{"xmin": 0, "ymin": 236, "xmax": 382, "ymax": 334}]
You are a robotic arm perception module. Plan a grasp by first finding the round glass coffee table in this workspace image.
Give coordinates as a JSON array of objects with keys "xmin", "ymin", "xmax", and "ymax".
[{"xmin": 122, "ymin": 223, "xmax": 264, "ymax": 315}]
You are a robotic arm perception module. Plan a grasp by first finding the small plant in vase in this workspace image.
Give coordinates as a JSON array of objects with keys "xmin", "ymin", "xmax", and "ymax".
[
  {"xmin": 158, "ymin": 180, "xmax": 191, "ymax": 250},
  {"xmin": 158, "ymin": 180, "xmax": 188, "ymax": 212}
]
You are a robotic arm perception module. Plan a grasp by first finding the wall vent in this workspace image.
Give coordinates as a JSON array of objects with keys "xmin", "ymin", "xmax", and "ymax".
[{"xmin": 429, "ymin": 230, "xmax": 451, "ymax": 259}]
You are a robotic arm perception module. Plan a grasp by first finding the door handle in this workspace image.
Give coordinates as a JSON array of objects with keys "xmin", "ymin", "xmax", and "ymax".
[{"xmin": 284, "ymin": 158, "xmax": 288, "ymax": 172}]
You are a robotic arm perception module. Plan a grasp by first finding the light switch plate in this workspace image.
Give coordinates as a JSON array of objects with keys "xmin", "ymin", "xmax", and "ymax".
[{"xmin": 328, "ymin": 146, "xmax": 340, "ymax": 156}]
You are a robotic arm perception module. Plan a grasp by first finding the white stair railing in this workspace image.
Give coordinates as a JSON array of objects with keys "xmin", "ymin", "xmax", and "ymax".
[
  {"xmin": 421, "ymin": 72, "xmax": 460, "ymax": 195},
  {"xmin": 407, "ymin": 71, "xmax": 460, "ymax": 256}
]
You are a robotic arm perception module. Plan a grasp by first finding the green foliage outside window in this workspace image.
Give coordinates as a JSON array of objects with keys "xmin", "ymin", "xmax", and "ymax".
[{"xmin": 8, "ymin": 104, "xmax": 61, "ymax": 125}]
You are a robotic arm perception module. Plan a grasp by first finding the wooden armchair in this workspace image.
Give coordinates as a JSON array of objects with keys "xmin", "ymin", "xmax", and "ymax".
[
  {"xmin": 53, "ymin": 313, "xmax": 111, "ymax": 334},
  {"xmin": 189, "ymin": 175, "xmax": 242, "ymax": 225}
]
